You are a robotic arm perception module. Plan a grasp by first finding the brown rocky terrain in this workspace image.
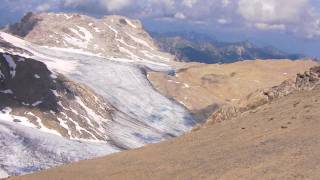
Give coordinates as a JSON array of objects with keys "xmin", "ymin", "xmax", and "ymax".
[
  {"xmin": 12, "ymin": 66, "xmax": 320, "ymax": 180},
  {"xmin": 3, "ymin": 12, "xmax": 173, "ymax": 62},
  {"xmin": 148, "ymin": 59, "xmax": 318, "ymax": 121},
  {"xmin": 207, "ymin": 66, "xmax": 320, "ymax": 124}
]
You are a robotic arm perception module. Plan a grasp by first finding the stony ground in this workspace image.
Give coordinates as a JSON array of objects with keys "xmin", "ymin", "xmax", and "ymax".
[
  {"xmin": 11, "ymin": 86, "xmax": 320, "ymax": 180},
  {"xmin": 149, "ymin": 59, "xmax": 317, "ymax": 121}
]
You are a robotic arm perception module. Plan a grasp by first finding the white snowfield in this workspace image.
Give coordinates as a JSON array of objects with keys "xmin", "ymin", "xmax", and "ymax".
[
  {"xmin": 0, "ymin": 119, "xmax": 119, "ymax": 178},
  {"xmin": 0, "ymin": 31, "xmax": 196, "ymax": 176}
]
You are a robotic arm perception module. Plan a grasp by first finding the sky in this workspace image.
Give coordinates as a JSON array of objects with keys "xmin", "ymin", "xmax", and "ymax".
[{"xmin": 0, "ymin": 0, "xmax": 319, "ymax": 57}]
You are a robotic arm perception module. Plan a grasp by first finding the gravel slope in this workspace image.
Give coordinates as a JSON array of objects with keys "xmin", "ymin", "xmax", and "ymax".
[{"xmin": 12, "ymin": 87, "xmax": 320, "ymax": 180}]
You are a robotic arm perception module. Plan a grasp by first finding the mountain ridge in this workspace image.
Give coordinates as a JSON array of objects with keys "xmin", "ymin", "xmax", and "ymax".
[{"xmin": 151, "ymin": 31, "xmax": 305, "ymax": 64}]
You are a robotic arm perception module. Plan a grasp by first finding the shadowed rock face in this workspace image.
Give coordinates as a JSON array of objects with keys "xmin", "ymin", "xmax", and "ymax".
[
  {"xmin": 0, "ymin": 52, "xmax": 115, "ymax": 142},
  {"xmin": 4, "ymin": 12, "xmax": 41, "ymax": 37},
  {"xmin": 0, "ymin": 51, "xmax": 121, "ymax": 178}
]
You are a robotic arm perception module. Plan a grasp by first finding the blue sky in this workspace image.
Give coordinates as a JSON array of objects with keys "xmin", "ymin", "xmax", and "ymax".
[{"xmin": 0, "ymin": 0, "xmax": 319, "ymax": 57}]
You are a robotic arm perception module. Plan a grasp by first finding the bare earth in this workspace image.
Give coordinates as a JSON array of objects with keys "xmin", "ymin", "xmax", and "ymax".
[
  {"xmin": 12, "ymin": 87, "xmax": 320, "ymax": 180},
  {"xmin": 149, "ymin": 60, "xmax": 317, "ymax": 116}
]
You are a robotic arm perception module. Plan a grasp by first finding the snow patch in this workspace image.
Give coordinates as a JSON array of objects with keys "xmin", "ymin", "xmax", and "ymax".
[
  {"xmin": 94, "ymin": 27, "xmax": 101, "ymax": 33},
  {"xmin": 65, "ymin": 26, "xmax": 93, "ymax": 48},
  {"xmin": 18, "ymin": 57, "xmax": 25, "ymax": 62},
  {"xmin": 34, "ymin": 74, "xmax": 40, "ymax": 79},
  {"xmin": 3, "ymin": 54, "xmax": 16, "ymax": 78},
  {"xmin": 0, "ymin": 119, "xmax": 119, "ymax": 176},
  {"xmin": 183, "ymin": 83, "xmax": 190, "ymax": 88},
  {"xmin": 32, "ymin": 101, "xmax": 43, "ymax": 107},
  {"xmin": 127, "ymin": 33, "xmax": 153, "ymax": 50},
  {"xmin": 64, "ymin": 14, "xmax": 73, "ymax": 20},
  {"xmin": 0, "ymin": 89, "xmax": 13, "ymax": 94},
  {"xmin": 0, "ymin": 168, "xmax": 9, "ymax": 179},
  {"xmin": 0, "ymin": 107, "xmax": 35, "ymax": 128},
  {"xmin": 126, "ymin": 19, "xmax": 137, "ymax": 28}
]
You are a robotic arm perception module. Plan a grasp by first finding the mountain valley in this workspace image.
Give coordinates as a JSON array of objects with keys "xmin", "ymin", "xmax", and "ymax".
[{"xmin": 0, "ymin": 12, "xmax": 319, "ymax": 179}]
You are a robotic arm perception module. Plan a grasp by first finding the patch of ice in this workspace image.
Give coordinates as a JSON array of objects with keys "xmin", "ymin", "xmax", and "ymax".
[
  {"xmin": 18, "ymin": 57, "xmax": 25, "ymax": 62},
  {"xmin": 34, "ymin": 74, "xmax": 40, "ymax": 79},
  {"xmin": 0, "ymin": 119, "xmax": 119, "ymax": 176},
  {"xmin": 0, "ymin": 168, "xmax": 8, "ymax": 179},
  {"xmin": 106, "ymin": 24, "xmax": 118, "ymax": 36},
  {"xmin": 0, "ymin": 89, "xmax": 13, "ymax": 94},
  {"xmin": 183, "ymin": 83, "xmax": 190, "ymax": 88},
  {"xmin": 3, "ymin": 54, "xmax": 16, "ymax": 78},
  {"xmin": 127, "ymin": 33, "xmax": 153, "ymax": 50},
  {"xmin": 51, "ymin": 89, "xmax": 60, "ymax": 97},
  {"xmin": 94, "ymin": 27, "xmax": 101, "ymax": 33},
  {"xmin": 0, "ymin": 107, "xmax": 35, "ymax": 128},
  {"xmin": 50, "ymin": 73, "xmax": 57, "ymax": 79},
  {"xmin": 32, "ymin": 101, "xmax": 43, "ymax": 107},
  {"xmin": 65, "ymin": 26, "xmax": 93, "ymax": 49},
  {"xmin": 75, "ymin": 96, "xmax": 107, "ymax": 131},
  {"xmin": 126, "ymin": 19, "xmax": 137, "ymax": 28},
  {"xmin": 0, "ymin": 70, "xmax": 4, "ymax": 79},
  {"xmin": 64, "ymin": 14, "xmax": 73, "ymax": 20},
  {"xmin": 21, "ymin": 102, "xmax": 30, "ymax": 106}
]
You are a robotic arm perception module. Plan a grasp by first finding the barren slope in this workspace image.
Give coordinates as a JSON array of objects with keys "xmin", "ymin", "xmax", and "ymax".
[
  {"xmin": 149, "ymin": 60, "xmax": 317, "ymax": 121},
  {"xmin": 12, "ymin": 86, "xmax": 320, "ymax": 180}
]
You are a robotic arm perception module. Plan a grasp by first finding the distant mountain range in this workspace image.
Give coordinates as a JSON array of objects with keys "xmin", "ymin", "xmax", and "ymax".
[{"xmin": 150, "ymin": 32, "xmax": 305, "ymax": 64}]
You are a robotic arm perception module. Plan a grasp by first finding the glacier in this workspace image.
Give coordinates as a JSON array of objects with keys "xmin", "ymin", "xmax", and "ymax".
[{"xmin": 0, "ymin": 31, "xmax": 196, "ymax": 176}]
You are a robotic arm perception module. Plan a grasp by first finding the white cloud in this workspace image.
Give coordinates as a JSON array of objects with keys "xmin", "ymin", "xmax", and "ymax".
[
  {"xmin": 238, "ymin": 0, "xmax": 308, "ymax": 23},
  {"xmin": 255, "ymin": 23, "xmax": 286, "ymax": 30},
  {"xmin": 101, "ymin": 0, "xmax": 132, "ymax": 11},
  {"xmin": 305, "ymin": 18, "xmax": 320, "ymax": 38},
  {"xmin": 237, "ymin": 0, "xmax": 320, "ymax": 37},
  {"xmin": 63, "ymin": 0, "xmax": 89, "ymax": 7},
  {"xmin": 217, "ymin": 18, "xmax": 229, "ymax": 24},
  {"xmin": 222, "ymin": 0, "xmax": 230, "ymax": 7},
  {"xmin": 2, "ymin": 0, "xmax": 320, "ymax": 39},
  {"xmin": 183, "ymin": 0, "xmax": 198, "ymax": 8},
  {"xmin": 36, "ymin": 3, "xmax": 51, "ymax": 12},
  {"xmin": 174, "ymin": 12, "xmax": 186, "ymax": 19}
]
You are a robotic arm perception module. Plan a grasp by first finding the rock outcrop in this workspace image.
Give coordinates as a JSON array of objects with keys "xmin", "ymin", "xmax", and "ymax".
[
  {"xmin": 0, "ymin": 52, "xmax": 115, "ymax": 141},
  {"xmin": 4, "ymin": 12, "xmax": 173, "ymax": 63},
  {"xmin": 206, "ymin": 66, "xmax": 320, "ymax": 125}
]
